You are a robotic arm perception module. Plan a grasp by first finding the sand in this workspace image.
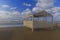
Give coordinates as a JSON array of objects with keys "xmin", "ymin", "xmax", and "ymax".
[{"xmin": 0, "ymin": 27, "xmax": 60, "ymax": 40}]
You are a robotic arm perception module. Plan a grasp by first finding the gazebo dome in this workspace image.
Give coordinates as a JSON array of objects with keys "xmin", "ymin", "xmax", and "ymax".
[
  {"xmin": 24, "ymin": 10, "xmax": 53, "ymax": 31},
  {"xmin": 25, "ymin": 10, "xmax": 53, "ymax": 18},
  {"xmin": 33, "ymin": 11, "xmax": 52, "ymax": 17}
]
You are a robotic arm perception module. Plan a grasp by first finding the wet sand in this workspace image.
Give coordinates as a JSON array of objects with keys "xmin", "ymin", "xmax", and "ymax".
[
  {"xmin": 0, "ymin": 27, "xmax": 60, "ymax": 40},
  {"xmin": 0, "ymin": 27, "xmax": 24, "ymax": 40},
  {"xmin": 24, "ymin": 27, "xmax": 60, "ymax": 40}
]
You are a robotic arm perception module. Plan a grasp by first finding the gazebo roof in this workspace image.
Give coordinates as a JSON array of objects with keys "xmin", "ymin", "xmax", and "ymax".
[
  {"xmin": 25, "ymin": 10, "xmax": 53, "ymax": 18},
  {"xmin": 33, "ymin": 11, "xmax": 52, "ymax": 17}
]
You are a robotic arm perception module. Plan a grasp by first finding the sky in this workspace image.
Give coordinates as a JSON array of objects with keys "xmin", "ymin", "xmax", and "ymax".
[{"xmin": 0, "ymin": 0, "xmax": 60, "ymax": 21}]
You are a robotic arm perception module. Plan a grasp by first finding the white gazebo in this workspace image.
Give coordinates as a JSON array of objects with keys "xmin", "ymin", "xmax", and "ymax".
[{"xmin": 24, "ymin": 11, "xmax": 53, "ymax": 31}]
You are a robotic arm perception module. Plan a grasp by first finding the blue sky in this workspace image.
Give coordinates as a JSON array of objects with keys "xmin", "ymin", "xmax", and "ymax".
[
  {"xmin": 55, "ymin": 0, "xmax": 60, "ymax": 6},
  {"xmin": 0, "ymin": 0, "xmax": 36, "ymax": 12},
  {"xmin": 0, "ymin": 0, "xmax": 60, "ymax": 21},
  {"xmin": 0, "ymin": 0, "xmax": 60, "ymax": 12}
]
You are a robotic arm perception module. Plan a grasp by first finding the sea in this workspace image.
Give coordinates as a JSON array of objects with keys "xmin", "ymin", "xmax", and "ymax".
[
  {"xmin": 0, "ymin": 23, "xmax": 23, "ymax": 27},
  {"xmin": 0, "ymin": 20, "xmax": 23, "ymax": 27}
]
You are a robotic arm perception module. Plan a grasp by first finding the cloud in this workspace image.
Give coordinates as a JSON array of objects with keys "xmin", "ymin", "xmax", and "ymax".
[
  {"xmin": 51, "ymin": 7, "xmax": 60, "ymax": 13},
  {"xmin": 10, "ymin": 7, "xmax": 17, "ymax": 10},
  {"xmin": 1, "ymin": 5, "xmax": 10, "ymax": 8},
  {"xmin": 32, "ymin": 7, "xmax": 43, "ymax": 13},
  {"xmin": 38, "ymin": 0, "xmax": 54, "ymax": 3},
  {"xmin": 32, "ymin": 0, "xmax": 55, "ymax": 13},
  {"xmin": 22, "ymin": 8, "xmax": 32, "ymax": 17},
  {"xmin": 51, "ymin": 7, "xmax": 60, "ymax": 17},
  {"xmin": 36, "ymin": 0, "xmax": 54, "ymax": 9},
  {"xmin": 36, "ymin": 2, "xmax": 54, "ymax": 9},
  {"xmin": 23, "ymin": 3, "xmax": 31, "ymax": 6},
  {"xmin": 0, "ymin": 10, "xmax": 21, "ymax": 19},
  {"xmin": 31, "ymin": 0, "xmax": 60, "ymax": 21},
  {"xmin": 52, "ymin": 13, "xmax": 59, "ymax": 17},
  {"xmin": 0, "ymin": 10, "xmax": 11, "ymax": 18},
  {"xmin": 45, "ymin": 9, "xmax": 52, "ymax": 13},
  {"xmin": 45, "ymin": 7, "xmax": 60, "ymax": 17}
]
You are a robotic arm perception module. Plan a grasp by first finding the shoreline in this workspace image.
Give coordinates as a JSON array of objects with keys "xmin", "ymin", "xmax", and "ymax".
[{"xmin": 0, "ymin": 26, "xmax": 23, "ymax": 31}]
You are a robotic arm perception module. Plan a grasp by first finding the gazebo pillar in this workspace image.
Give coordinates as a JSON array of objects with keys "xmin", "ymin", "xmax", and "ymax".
[
  {"xmin": 38, "ymin": 17, "xmax": 40, "ymax": 21},
  {"xmin": 32, "ymin": 15, "xmax": 34, "ymax": 32},
  {"xmin": 38, "ymin": 17, "xmax": 39, "ymax": 28},
  {"xmin": 52, "ymin": 17, "xmax": 54, "ymax": 27}
]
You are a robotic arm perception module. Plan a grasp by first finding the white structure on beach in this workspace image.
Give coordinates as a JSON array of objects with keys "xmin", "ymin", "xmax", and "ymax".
[{"xmin": 24, "ymin": 11, "xmax": 53, "ymax": 31}]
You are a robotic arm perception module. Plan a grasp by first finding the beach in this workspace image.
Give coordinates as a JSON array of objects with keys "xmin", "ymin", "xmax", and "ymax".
[
  {"xmin": 24, "ymin": 27, "xmax": 60, "ymax": 40},
  {"xmin": 0, "ymin": 27, "xmax": 60, "ymax": 40},
  {"xmin": 0, "ymin": 27, "xmax": 24, "ymax": 40}
]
